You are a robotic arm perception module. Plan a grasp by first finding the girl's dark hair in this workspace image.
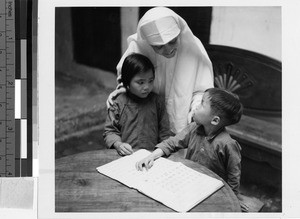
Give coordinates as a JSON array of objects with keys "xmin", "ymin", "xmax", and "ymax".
[
  {"xmin": 205, "ymin": 88, "xmax": 243, "ymax": 126},
  {"xmin": 120, "ymin": 53, "xmax": 155, "ymax": 88}
]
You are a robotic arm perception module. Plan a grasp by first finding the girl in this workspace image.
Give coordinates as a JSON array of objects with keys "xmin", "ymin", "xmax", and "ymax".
[{"xmin": 103, "ymin": 53, "xmax": 173, "ymax": 156}]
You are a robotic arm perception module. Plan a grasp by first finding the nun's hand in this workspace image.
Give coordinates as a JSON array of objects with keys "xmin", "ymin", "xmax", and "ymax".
[{"xmin": 106, "ymin": 87, "xmax": 126, "ymax": 109}]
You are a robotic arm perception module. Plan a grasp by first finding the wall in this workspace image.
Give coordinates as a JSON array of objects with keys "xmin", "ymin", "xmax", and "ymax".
[
  {"xmin": 55, "ymin": 7, "xmax": 73, "ymax": 73},
  {"xmin": 55, "ymin": 7, "xmax": 282, "ymax": 74},
  {"xmin": 121, "ymin": 8, "xmax": 139, "ymax": 54},
  {"xmin": 210, "ymin": 7, "xmax": 281, "ymax": 61}
]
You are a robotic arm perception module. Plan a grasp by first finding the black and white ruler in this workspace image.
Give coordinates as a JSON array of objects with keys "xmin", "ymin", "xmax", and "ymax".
[{"xmin": 0, "ymin": 0, "xmax": 33, "ymax": 177}]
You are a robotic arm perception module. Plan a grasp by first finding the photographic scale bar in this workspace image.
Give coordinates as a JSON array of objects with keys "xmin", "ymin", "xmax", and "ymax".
[{"xmin": 0, "ymin": 0, "xmax": 32, "ymax": 177}]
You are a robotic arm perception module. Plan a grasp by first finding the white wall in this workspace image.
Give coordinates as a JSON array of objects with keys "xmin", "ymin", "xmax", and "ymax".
[
  {"xmin": 121, "ymin": 7, "xmax": 139, "ymax": 54},
  {"xmin": 210, "ymin": 7, "xmax": 281, "ymax": 61}
]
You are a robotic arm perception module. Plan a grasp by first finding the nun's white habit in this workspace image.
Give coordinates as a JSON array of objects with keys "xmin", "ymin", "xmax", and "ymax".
[{"xmin": 116, "ymin": 7, "xmax": 214, "ymax": 134}]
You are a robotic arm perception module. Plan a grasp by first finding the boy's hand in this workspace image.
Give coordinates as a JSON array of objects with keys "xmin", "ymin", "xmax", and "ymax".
[
  {"xmin": 114, "ymin": 142, "xmax": 134, "ymax": 156},
  {"xmin": 187, "ymin": 110, "xmax": 194, "ymax": 123},
  {"xmin": 136, "ymin": 155, "xmax": 155, "ymax": 171},
  {"xmin": 135, "ymin": 148, "xmax": 165, "ymax": 171}
]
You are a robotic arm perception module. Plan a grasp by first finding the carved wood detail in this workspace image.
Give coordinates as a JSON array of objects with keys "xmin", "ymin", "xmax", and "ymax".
[{"xmin": 213, "ymin": 62, "xmax": 254, "ymax": 93}]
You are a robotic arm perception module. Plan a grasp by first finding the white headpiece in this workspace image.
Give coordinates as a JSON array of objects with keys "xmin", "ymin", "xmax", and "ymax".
[{"xmin": 140, "ymin": 16, "xmax": 180, "ymax": 45}]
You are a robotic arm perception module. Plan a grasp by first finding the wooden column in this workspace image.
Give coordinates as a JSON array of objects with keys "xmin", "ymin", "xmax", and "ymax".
[{"xmin": 120, "ymin": 7, "xmax": 139, "ymax": 54}]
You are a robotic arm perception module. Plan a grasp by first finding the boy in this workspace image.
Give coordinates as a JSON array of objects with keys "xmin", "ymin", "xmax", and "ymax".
[{"xmin": 136, "ymin": 88, "xmax": 246, "ymax": 209}]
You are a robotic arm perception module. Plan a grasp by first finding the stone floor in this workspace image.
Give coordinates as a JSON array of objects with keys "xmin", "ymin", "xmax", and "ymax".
[{"xmin": 55, "ymin": 66, "xmax": 282, "ymax": 212}]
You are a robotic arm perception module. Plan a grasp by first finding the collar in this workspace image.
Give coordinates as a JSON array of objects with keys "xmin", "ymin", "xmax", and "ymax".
[
  {"xmin": 196, "ymin": 125, "xmax": 225, "ymax": 142},
  {"xmin": 127, "ymin": 91, "xmax": 152, "ymax": 103}
]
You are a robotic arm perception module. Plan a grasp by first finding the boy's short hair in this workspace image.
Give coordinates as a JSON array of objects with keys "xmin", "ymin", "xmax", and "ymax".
[
  {"xmin": 205, "ymin": 88, "xmax": 243, "ymax": 126},
  {"xmin": 121, "ymin": 53, "xmax": 155, "ymax": 88}
]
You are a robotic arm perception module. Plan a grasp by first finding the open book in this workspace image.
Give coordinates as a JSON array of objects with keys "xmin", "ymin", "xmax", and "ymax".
[{"xmin": 96, "ymin": 149, "xmax": 224, "ymax": 212}]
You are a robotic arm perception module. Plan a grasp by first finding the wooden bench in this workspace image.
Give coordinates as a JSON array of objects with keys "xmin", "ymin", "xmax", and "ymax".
[{"xmin": 227, "ymin": 115, "xmax": 281, "ymax": 169}]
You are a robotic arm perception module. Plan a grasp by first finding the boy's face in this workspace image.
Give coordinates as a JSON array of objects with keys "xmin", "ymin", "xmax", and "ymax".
[
  {"xmin": 129, "ymin": 70, "xmax": 154, "ymax": 98},
  {"xmin": 193, "ymin": 92, "xmax": 214, "ymax": 126}
]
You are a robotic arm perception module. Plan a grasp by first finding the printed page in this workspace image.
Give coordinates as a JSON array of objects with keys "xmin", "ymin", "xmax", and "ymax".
[
  {"xmin": 97, "ymin": 149, "xmax": 224, "ymax": 212},
  {"xmin": 138, "ymin": 162, "xmax": 224, "ymax": 212}
]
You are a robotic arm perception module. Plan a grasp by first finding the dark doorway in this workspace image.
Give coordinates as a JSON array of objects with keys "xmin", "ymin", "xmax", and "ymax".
[{"xmin": 71, "ymin": 7, "xmax": 121, "ymax": 73}]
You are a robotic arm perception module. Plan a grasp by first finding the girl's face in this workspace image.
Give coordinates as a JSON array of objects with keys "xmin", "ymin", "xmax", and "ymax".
[
  {"xmin": 129, "ymin": 70, "xmax": 154, "ymax": 98},
  {"xmin": 192, "ymin": 92, "xmax": 214, "ymax": 125},
  {"xmin": 151, "ymin": 36, "xmax": 179, "ymax": 58}
]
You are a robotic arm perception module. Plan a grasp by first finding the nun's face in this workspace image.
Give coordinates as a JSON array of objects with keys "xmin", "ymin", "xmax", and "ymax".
[{"xmin": 151, "ymin": 36, "xmax": 179, "ymax": 58}]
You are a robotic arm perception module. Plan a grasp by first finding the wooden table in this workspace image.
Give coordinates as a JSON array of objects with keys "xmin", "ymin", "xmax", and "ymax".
[{"xmin": 55, "ymin": 149, "xmax": 241, "ymax": 212}]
